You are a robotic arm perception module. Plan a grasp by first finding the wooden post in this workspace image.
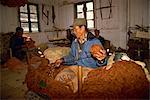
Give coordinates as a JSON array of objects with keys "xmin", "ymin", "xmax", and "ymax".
[{"xmin": 78, "ymin": 66, "xmax": 83, "ymax": 96}]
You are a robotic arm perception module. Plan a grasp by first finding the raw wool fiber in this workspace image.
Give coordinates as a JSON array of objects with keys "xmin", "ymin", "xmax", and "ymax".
[
  {"xmin": 3, "ymin": 57, "xmax": 26, "ymax": 70},
  {"xmin": 28, "ymin": 55, "xmax": 43, "ymax": 70},
  {"xmin": 29, "ymin": 55, "xmax": 42, "ymax": 64},
  {"xmin": 90, "ymin": 44, "xmax": 104, "ymax": 54},
  {"xmin": 25, "ymin": 59, "xmax": 149, "ymax": 99},
  {"xmin": 25, "ymin": 61, "xmax": 74, "ymax": 98},
  {"xmin": 81, "ymin": 61, "xmax": 149, "ymax": 99},
  {"xmin": 43, "ymin": 47, "xmax": 70, "ymax": 63},
  {"xmin": 55, "ymin": 66, "xmax": 93, "ymax": 93},
  {"xmin": 36, "ymin": 43, "xmax": 48, "ymax": 53}
]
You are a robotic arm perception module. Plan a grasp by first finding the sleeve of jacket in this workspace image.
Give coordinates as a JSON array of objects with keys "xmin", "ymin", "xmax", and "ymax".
[
  {"xmin": 90, "ymin": 38, "xmax": 107, "ymax": 67},
  {"xmin": 96, "ymin": 57, "xmax": 107, "ymax": 66},
  {"xmin": 63, "ymin": 41, "xmax": 76, "ymax": 65}
]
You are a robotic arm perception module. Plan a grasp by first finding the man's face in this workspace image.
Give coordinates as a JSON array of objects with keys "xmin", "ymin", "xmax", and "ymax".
[
  {"xmin": 73, "ymin": 26, "xmax": 85, "ymax": 39},
  {"xmin": 16, "ymin": 30, "xmax": 23, "ymax": 37}
]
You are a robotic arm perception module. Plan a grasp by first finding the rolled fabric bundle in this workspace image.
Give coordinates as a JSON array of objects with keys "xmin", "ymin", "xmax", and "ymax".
[{"xmin": 43, "ymin": 47, "xmax": 70, "ymax": 63}]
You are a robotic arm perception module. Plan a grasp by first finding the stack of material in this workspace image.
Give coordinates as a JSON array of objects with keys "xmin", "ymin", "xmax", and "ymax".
[
  {"xmin": 82, "ymin": 61, "xmax": 149, "ymax": 99},
  {"xmin": 25, "ymin": 60, "xmax": 149, "ymax": 99},
  {"xmin": 0, "ymin": 32, "xmax": 14, "ymax": 64},
  {"xmin": 43, "ymin": 47, "xmax": 70, "ymax": 63},
  {"xmin": 25, "ymin": 58, "xmax": 74, "ymax": 98},
  {"xmin": 3, "ymin": 57, "xmax": 26, "ymax": 70},
  {"xmin": 25, "ymin": 37, "xmax": 36, "ymax": 49}
]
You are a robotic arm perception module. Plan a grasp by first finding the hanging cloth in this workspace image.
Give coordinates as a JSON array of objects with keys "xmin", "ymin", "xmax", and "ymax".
[{"xmin": 52, "ymin": 5, "xmax": 55, "ymax": 24}]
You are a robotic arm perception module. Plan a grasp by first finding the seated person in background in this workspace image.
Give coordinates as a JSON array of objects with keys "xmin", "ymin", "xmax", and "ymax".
[
  {"xmin": 55, "ymin": 18, "xmax": 107, "ymax": 68},
  {"xmin": 66, "ymin": 29, "xmax": 76, "ymax": 44},
  {"xmin": 10, "ymin": 27, "xmax": 26, "ymax": 60},
  {"xmin": 94, "ymin": 29, "xmax": 105, "ymax": 46}
]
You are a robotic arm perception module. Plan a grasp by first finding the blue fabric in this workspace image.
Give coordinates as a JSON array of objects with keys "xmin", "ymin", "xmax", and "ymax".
[
  {"xmin": 10, "ymin": 35, "xmax": 25, "ymax": 60},
  {"xmin": 10, "ymin": 35, "xmax": 24, "ymax": 50},
  {"xmin": 63, "ymin": 35, "xmax": 107, "ymax": 68}
]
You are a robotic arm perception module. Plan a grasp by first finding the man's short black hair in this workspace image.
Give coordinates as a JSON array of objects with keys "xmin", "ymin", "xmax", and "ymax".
[{"xmin": 16, "ymin": 27, "xmax": 23, "ymax": 33}]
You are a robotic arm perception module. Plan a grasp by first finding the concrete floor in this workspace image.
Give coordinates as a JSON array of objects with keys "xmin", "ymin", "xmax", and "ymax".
[{"xmin": 0, "ymin": 66, "xmax": 28, "ymax": 99}]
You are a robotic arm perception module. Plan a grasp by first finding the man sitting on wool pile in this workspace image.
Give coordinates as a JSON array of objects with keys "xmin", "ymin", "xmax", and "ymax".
[{"xmin": 55, "ymin": 18, "xmax": 107, "ymax": 68}]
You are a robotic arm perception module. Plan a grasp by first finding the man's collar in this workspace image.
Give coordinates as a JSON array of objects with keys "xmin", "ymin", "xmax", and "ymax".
[{"xmin": 76, "ymin": 32, "xmax": 87, "ymax": 44}]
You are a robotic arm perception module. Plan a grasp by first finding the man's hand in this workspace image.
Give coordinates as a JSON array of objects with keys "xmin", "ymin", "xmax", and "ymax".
[
  {"xmin": 90, "ymin": 44, "xmax": 106, "ymax": 61},
  {"xmin": 92, "ymin": 49, "xmax": 106, "ymax": 61},
  {"xmin": 54, "ymin": 58, "xmax": 64, "ymax": 68}
]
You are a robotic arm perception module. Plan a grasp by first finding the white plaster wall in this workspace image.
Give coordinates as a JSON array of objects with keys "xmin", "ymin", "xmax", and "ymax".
[
  {"xmin": 23, "ymin": 32, "xmax": 49, "ymax": 46},
  {"xmin": 56, "ymin": 0, "xmax": 149, "ymax": 49},
  {"xmin": 148, "ymin": 0, "xmax": 150, "ymax": 49},
  {"xmin": 149, "ymin": 0, "xmax": 150, "ymax": 28},
  {"xmin": 0, "ymin": 4, "xmax": 18, "ymax": 33},
  {"xmin": 28, "ymin": 0, "xmax": 55, "ymax": 32},
  {"xmin": 38, "ymin": 4, "xmax": 53, "ymax": 32},
  {"xmin": 94, "ymin": 0, "xmax": 121, "ymax": 48},
  {"xmin": 0, "ymin": 4, "xmax": 2, "ymax": 33},
  {"xmin": 0, "ymin": 0, "xmax": 149, "ymax": 49},
  {"xmin": 130, "ymin": 0, "xmax": 149, "ymax": 26},
  {"xmin": 56, "ymin": 0, "xmax": 127, "ymax": 48},
  {"xmin": 129, "ymin": 0, "xmax": 149, "ymax": 49},
  {"xmin": 23, "ymin": 31, "xmax": 67, "ymax": 46},
  {"xmin": 129, "ymin": 0, "xmax": 149, "ymax": 27},
  {"xmin": 57, "ymin": 4, "xmax": 74, "ymax": 29},
  {"xmin": 118, "ymin": 0, "xmax": 128, "ymax": 49},
  {"xmin": 0, "ymin": 0, "xmax": 58, "ymax": 33}
]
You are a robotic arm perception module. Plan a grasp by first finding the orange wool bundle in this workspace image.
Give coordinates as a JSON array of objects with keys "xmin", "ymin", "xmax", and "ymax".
[
  {"xmin": 25, "ymin": 59, "xmax": 149, "ymax": 99},
  {"xmin": 25, "ymin": 58, "xmax": 75, "ymax": 98},
  {"xmin": 81, "ymin": 61, "xmax": 149, "ymax": 99},
  {"xmin": 4, "ymin": 57, "xmax": 26, "ymax": 70},
  {"xmin": 90, "ymin": 44, "xmax": 104, "ymax": 55}
]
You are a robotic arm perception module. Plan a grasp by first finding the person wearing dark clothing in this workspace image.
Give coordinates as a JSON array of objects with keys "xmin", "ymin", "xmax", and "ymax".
[
  {"xmin": 66, "ymin": 29, "xmax": 76, "ymax": 44},
  {"xmin": 10, "ymin": 27, "xmax": 26, "ymax": 60},
  {"xmin": 94, "ymin": 29, "xmax": 105, "ymax": 46}
]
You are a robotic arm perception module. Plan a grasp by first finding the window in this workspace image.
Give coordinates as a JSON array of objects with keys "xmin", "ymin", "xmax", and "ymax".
[
  {"xmin": 75, "ymin": 1, "xmax": 94, "ymax": 28},
  {"xmin": 19, "ymin": 4, "xmax": 40, "ymax": 32}
]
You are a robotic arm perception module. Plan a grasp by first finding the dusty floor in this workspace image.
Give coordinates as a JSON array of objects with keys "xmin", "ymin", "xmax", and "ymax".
[{"xmin": 0, "ymin": 65, "xmax": 28, "ymax": 100}]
